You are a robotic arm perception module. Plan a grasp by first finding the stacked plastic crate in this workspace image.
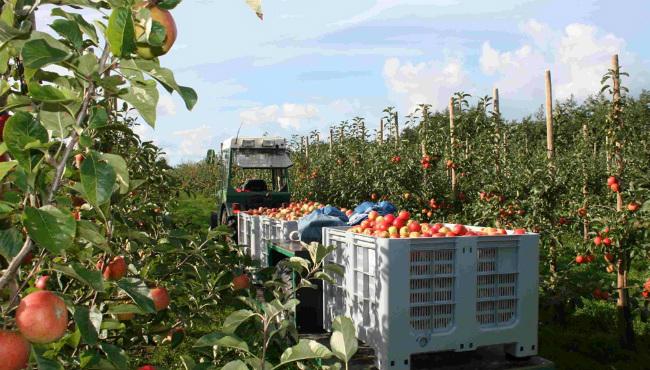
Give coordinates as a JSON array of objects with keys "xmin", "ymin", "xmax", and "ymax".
[{"xmin": 321, "ymin": 225, "xmax": 539, "ymax": 370}]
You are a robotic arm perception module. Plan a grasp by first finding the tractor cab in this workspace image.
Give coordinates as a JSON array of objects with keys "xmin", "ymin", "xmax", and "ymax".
[{"xmin": 214, "ymin": 137, "xmax": 292, "ymax": 227}]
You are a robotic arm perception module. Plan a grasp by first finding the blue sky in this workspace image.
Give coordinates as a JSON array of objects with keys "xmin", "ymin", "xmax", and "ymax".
[{"xmin": 129, "ymin": 0, "xmax": 650, "ymax": 164}]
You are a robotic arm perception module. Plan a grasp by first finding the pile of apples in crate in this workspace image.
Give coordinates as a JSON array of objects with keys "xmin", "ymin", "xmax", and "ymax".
[
  {"xmin": 348, "ymin": 210, "xmax": 527, "ymax": 238},
  {"xmin": 243, "ymin": 201, "xmax": 326, "ymax": 220}
]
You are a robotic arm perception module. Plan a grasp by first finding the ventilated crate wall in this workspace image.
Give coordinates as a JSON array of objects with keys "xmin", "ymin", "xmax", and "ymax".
[
  {"xmin": 321, "ymin": 226, "xmax": 540, "ymax": 370},
  {"xmin": 350, "ymin": 234, "xmax": 378, "ymax": 328},
  {"xmin": 476, "ymin": 240, "xmax": 519, "ymax": 327},
  {"xmin": 237, "ymin": 213, "xmax": 251, "ymax": 247},
  {"xmin": 409, "ymin": 247, "xmax": 455, "ymax": 333},
  {"xmin": 322, "ymin": 227, "xmax": 350, "ymax": 330}
]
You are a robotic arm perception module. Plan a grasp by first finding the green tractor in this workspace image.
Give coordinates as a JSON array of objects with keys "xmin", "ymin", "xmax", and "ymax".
[{"xmin": 212, "ymin": 136, "xmax": 293, "ymax": 229}]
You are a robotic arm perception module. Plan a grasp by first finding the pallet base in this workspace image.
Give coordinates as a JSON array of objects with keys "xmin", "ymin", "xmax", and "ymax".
[{"xmin": 303, "ymin": 333, "xmax": 554, "ymax": 370}]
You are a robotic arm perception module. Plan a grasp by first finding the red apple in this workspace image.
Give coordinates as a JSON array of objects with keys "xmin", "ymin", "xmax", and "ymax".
[
  {"xmin": 96, "ymin": 256, "xmax": 127, "ymax": 281},
  {"xmin": 368, "ymin": 210, "xmax": 379, "ymax": 221},
  {"xmin": 398, "ymin": 210, "xmax": 410, "ymax": 220},
  {"xmin": 593, "ymin": 236, "xmax": 602, "ymax": 246},
  {"xmin": 35, "ymin": 275, "xmax": 50, "ymax": 290},
  {"xmin": 408, "ymin": 221, "xmax": 421, "ymax": 233},
  {"xmin": 16, "ymin": 291, "xmax": 68, "ymax": 343},
  {"xmin": 232, "ymin": 274, "xmax": 250, "ymax": 291},
  {"xmin": 392, "ymin": 217, "xmax": 406, "ymax": 229},
  {"xmin": 450, "ymin": 224, "xmax": 467, "ymax": 236},
  {"xmin": 150, "ymin": 287, "xmax": 170, "ymax": 311},
  {"xmin": 607, "ymin": 176, "xmax": 617, "ymax": 186},
  {"xmin": 0, "ymin": 330, "xmax": 30, "ymax": 370}
]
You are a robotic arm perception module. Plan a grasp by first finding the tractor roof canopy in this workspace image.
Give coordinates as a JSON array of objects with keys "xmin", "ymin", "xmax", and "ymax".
[
  {"xmin": 223, "ymin": 136, "xmax": 293, "ymax": 169},
  {"xmin": 234, "ymin": 151, "xmax": 292, "ymax": 169}
]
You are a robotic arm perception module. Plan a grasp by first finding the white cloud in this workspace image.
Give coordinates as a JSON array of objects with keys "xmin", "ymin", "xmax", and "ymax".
[
  {"xmin": 555, "ymin": 23, "xmax": 627, "ymax": 99},
  {"xmin": 172, "ymin": 125, "xmax": 214, "ymax": 157},
  {"xmin": 240, "ymin": 103, "xmax": 319, "ymax": 129},
  {"xmin": 157, "ymin": 94, "xmax": 177, "ymax": 117},
  {"xmin": 383, "ymin": 57, "xmax": 470, "ymax": 112},
  {"xmin": 478, "ymin": 20, "xmax": 640, "ymax": 101}
]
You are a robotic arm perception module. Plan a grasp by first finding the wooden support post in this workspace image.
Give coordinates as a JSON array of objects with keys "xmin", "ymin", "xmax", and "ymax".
[
  {"xmin": 305, "ymin": 136, "xmax": 310, "ymax": 161},
  {"xmin": 582, "ymin": 122, "xmax": 589, "ymax": 241},
  {"xmin": 394, "ymin": 112, "xmax": 400, "ymax": 149},
  {"xmin": 339, "ymin": 127, "xmax": 344, "ymax": 145},
  {"xmin": 449, "ymin": 97, "xmax": 457, "ymax": 193},
  {"xmin": 545, "ymin": 70, "xmax": 555, "ymax": 164},
  {"xmin": 378, "ymin": 119, "xmax": 384, "ymax": 144},
  {"xmin": 610, "ymin": 53, "xmax": 634, "ymax": 349},
  {"xmin": 329, "ymin": 129, "xmax": 333, "ymax": 152},
  {"xmin": 493, "ymin": 87, "xmax": 501, "ymax": 174},
  {"xmin": 545, "ymin": 70, "xmax": 557, "ymax": 275}
]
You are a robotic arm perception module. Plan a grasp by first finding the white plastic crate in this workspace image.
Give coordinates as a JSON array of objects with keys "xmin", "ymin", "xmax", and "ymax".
[
  {"xmin": 237, "ymin": 213, "xmax": 253, "ymax": 248},
  {"xmin": 321, "ymin": 226, "xmax": 350, "ymax": 331},
  {"xmin": 321, "ymin": 226, "xmax": 539, "ymax": 370}
]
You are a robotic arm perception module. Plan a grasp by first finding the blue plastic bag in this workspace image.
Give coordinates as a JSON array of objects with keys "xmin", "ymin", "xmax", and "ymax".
[
  {"xmin": 298, "ymin": 207, "xmax": 348, "ymax": 243},
  {"xmin": 348, "ymin": 200, "xmax": 397, "ymax": 225}
]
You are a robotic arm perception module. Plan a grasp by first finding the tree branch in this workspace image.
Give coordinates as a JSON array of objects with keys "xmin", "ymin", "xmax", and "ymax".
[{"xmin": 0, "ymin": 44, "xmax": 112, "ymax": 291}]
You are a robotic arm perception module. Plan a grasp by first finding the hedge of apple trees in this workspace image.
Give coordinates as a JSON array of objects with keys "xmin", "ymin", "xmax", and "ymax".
[{"xmin": 291, "ymin": 72, "xmax": 650, "ymax": 348}]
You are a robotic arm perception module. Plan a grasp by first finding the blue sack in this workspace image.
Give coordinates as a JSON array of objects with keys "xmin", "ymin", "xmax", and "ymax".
[
  {"xmin": 353, "ymin": 201, "xmax": 376, "ymax": 215},
  {"xmin": 348, "ymin": 200, "xmax": 397, "ymax": 225},
  {"xmin": 298, "ymin": 207, "xmax": 348, "ymax": 244}
]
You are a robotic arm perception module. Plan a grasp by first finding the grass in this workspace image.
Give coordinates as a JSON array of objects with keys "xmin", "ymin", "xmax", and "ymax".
[
  {"xmin": 539, "ymin": 298, "xmax": 650, "ymax": 370},
  {"xmin": 171, "ymin": 193, "xmax": 218, "ymax": 233}
]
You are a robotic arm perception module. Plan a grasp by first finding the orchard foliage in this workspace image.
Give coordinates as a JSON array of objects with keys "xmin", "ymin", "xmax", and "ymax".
[{"xmin": 291, "ymin": 85, "xmax": 650, "ymax": 344}]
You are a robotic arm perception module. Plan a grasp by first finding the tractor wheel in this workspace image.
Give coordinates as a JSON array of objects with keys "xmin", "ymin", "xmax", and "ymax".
[{"xmin": 210, "ymin": 211, "xmax": 219, "ymax": 229}]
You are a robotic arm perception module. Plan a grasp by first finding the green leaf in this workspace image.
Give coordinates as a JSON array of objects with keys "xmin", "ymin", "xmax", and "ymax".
[
  {"xmin": 107, "ymin": 7, "xmax": 135, "ymax": 57},
  {"xmin": 122, "ymin": 59, "xmax": 197, "ymax": 110},
  {"xmin": 81, "ymin": 151, "xmax": 117, "ymax": 206},
  {"xmin": 0, "ymin": 19, "xmax": 30, "ymax": 46},
  {"xmin": 51, "ymin": 8, "xmax": 98, "ymax": 45},
  {"xmin": 21, "ymin": 38, "xmax": 70, "ymax": 69},
  {"xmin": 88, "ymin": 106, "xmax": 108, "ymax": 129},
  {"xmin": 39, "ymin": 108, "xmax": 75, "ymax": 137},
  {"xmin": 23, "ymin": 205, "xmax": 76, "ymax": 254},
  {"xmin": 323, "ymin": 263, "xmax": 344, "ymax": 277},
  {"xmin": 277, "ymin": 340, "xmax": 332, "ymax": 367},
  {"xmin": 32, "ymin": 347, "xmax": 65, "ymax": 370},
  {"xmin": 0, "ymin": 94, "xmax": 32, "ymax": 111},
  {"xmin": 106, "ymin": 304, "xmax": 145, "ymax": 315},
  {"xmin": 0, "ymin": 160, "xmax": 17, "ymax": 180},
  {"xmin": 194, "ymin": 332, "xmax": 250, "ymax": 352},
  {"xmin": 222, "ymin": 309, "xmax": 256, "ymax": 334},
  {"xmin": 121, "ymin": 78, "xmax": 158, "ymax": 127},
  {"xmin": 101, "ymin": 153, "xmax": 129, "ymax": 194},
  {"xmin": 3, "ymin": 112, "xmax": 48, "ymax": 172},
  {"xmin": 148, "ymin": 20, "xmax": 166, "ymax": 47},
  {"xmin": 52, "ymin": 263, "xmax": 105, "ymax": 292},
  {"xmin": 157, "ymin": 0, "xmax": 182, "ymax": 10},
  {"xmin": 116, "ymin": 278, "xmax": 156, "ymax": 313},
  {"xmin": 77, "ymin": 53, "xmax": 99, "ymax": 76},
  {"xmin": 100, "ymin": 343, "xmax": 128, "ymax": 369},
  {"xmin": 222, "ymin": 361, "xmax": 249, "ymax": 370},
  {"xmin": 28, "ymin": 82, "xmax": 78, "ymax": 103},
  {"xmin": 330, "ymin": 316, "xmax": 358, "ymax": 362},
  {"xmin": 74, "ymin": 306, "xmax": 101, "ymax": 345},
  {"xmin": 0, "ymin": 227, "xmax": 24, "ymax": 259},
  {"xmin": 50, "ymin": 19, "xmax": 83, "ymax": 49},
  {"xmin": 77, "ymin": 220, "xmax": 108, "ymax": 247}
]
